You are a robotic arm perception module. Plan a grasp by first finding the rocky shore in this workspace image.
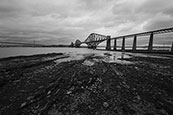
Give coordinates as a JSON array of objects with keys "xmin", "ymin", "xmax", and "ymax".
[{"xmin": 0, "ymin": 52, "xmax": 173, "ymax": 115}]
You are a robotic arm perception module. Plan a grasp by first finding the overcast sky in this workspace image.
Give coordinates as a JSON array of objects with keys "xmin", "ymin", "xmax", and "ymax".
[{"xmin": 0, "ymin": 0, "xmax": 173, "ymax": 45}]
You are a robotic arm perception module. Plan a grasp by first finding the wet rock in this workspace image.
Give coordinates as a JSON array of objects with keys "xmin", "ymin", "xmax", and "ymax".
[
  {"xmin": 82, "ymin": 60, "xmax": 95, "ymax": 66},
  {"xmin": 116, "ymin": 85, "xmax": 121, "ymax": 89},
  {"xmin": 121, "ymin": 81, "xmax": 130, "ymax": 89},
  {"xmin": 103, "ymin": 102, "xmax": 109, "ymax": 108},
  {"xmin": 0, "ymin": 52, "xmax": 173, "ymax": 115},
  {"xmin": 134, "ymin": 66, "xmax": 138, "ymax": 70},
  {"xmin": 27, "ymin": 96, "xmax": 34, "ymax": 100},
  {"xmin": 136, "ymin": 95, "xmax": 141, "ymax": 101},
  {"xmin": 104, "ymin": 53, "xmax": 112, "ymax": 56},
  {"xmin": 47, "ymin": 91, "xmax": 51, "ymax": 95},
  {"xmin": 20, "ymin": 102, "xmax": 27, "ymax": 108},
  {"xmin": 13, "ymin": 79, "xmax": 20, "ymax": 83},
  {"xmin": 66, "ymin": 91, "xmax": 72, "ymax": 94}
]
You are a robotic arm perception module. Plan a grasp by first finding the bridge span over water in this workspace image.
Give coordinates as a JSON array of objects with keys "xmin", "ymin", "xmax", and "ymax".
[{"xmin": 74, "ymin": 27, "xmax": 173, "ymax": 53}]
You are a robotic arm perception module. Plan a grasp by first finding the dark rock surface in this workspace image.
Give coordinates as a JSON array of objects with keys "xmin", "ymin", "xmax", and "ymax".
[{"xmin": 0, "ymin": 53, "xmax": 173, "ymax": 115}]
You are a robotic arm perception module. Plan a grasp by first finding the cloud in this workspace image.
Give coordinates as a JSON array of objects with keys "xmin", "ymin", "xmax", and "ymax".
[
  {"xmin": 0, "ymin": 0, "xmax": 173, "ymax": 45},
  {"xmin": 144, "ymin": 14, "xmax": 173, "ymax": 30}
]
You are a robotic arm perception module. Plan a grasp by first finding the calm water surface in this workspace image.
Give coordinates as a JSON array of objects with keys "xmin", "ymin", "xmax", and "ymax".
[
  {"xmin": 0, "ymin": 47, "xmax": 171, "ymax": 64},
  {"xmin": 0, "ymin": 47, "xmax": 95, "ymax": 58},
  {"xmin": 0, "ymin": 47, "xmax": 133, "ymax": 64},
  {"xmin": 0, "ymin": 47, "xmax": 126, "ymax": 58}
]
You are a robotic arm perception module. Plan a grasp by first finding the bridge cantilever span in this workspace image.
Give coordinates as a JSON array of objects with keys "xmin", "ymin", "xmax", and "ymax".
[
  {"xmin": 74, "ymin": 27, "xmax": 173, "ymax": 53},
  {"xmin": 75, "ymin": 33, "xmax": 108, "ymax": 49}
]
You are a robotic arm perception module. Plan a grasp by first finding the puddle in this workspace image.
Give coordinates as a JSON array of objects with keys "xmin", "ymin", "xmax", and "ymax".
[
  {"xmin": 102, "ymin": 52, "xmax": 132, "ymax": 64},
  {"xmin": 55, "ymin": 53, "xmax": 85, "ymax": 64},
  {"xmin": 44, "ymin": 51, "xmax": 173, "ymax": 65},
  {"xmin": 51, "ymin": 50, "xmax": 173, "ymax": 65},
  {"xmin": 127, "ymin": 53, "xmax": 172, "ymax": 59},
  {"xmin": 54, "ymin": 52, "xmax": 133, "ymax": 65}
]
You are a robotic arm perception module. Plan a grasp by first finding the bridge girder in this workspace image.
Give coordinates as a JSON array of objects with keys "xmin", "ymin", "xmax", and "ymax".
[
  {"xmin": 74, "ymin": 39, "xmax": 82, "ymax": 47},
  {"xmin": 84, "ymin": 33, "xmax": 107, "ymax": 48},
  {"xmin": 75, "ymin": 27, "xmax": 173, "ymax": 51},
  {"xmin": 112, "ymin": 27, "xmax": 173, "ymax": 40}
]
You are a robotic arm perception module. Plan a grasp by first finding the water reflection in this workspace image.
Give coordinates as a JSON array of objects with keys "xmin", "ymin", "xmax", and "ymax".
[
  {"xmin": 54, "ymin": 51, "xmax": 132, "ymax": 65},
  {"xmin": 1, "ymin": 47, "xmax": 169, "ymax": 65},
  {"xmin": 121, "ymin": 52, "xmax": 125, "ymax": 60},
  {"xmin": 102, "ymin": 52, "xmax": 131, "ymax": 64}
]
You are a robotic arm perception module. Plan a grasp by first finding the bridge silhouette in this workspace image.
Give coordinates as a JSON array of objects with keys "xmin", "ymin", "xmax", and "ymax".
[{"xmin": 74, "ymin": 27, "xmax": 173, "ymax": 53}]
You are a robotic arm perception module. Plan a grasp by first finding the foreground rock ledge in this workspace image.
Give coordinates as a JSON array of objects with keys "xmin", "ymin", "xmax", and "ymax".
[{"xmin": 0, "ymin": 53, "xmax": 173, "ymax": 115}]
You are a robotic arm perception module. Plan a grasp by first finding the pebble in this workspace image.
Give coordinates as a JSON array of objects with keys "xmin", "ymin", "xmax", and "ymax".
[
  {"xmin": 27, "ymin": 96, "xmax": 34, "ymax": 100},
  {"xmin": 13, "ymin": 80, "xmax": 20, "ymax": 83},
  {"xmin": 82, "ymin": 60, "xmax": 95, "ymax": 66},
  {"xmin": 67, "ymin": 91, "xmax": 72, "ymax": 94},
  {"xmin": 47, "ymin": 91, "xmax": 51, "ymax": 95},
  {"xmin": 135, "ymin": 67, "xmax": 138, "ymax": 70},
  {"xmin": 136, "ymin": 95, "xmax": 141, "ymax": 100},
  {"xmin": 116, "ymin": 85, "xmax": 121, "ymax": 89},
  {"xmin": 103, "ymin": 102, "xmax": 109, "ymax": 108},
  {"xmin": 20, "ymin": 102, "xmax": 26, "ymax": 108}
]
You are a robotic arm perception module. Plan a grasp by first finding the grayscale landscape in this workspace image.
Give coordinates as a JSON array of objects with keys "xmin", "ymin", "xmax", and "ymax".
[{"xmin": 0, "ymin": 0, "xmax": 173, "ymax": 115}]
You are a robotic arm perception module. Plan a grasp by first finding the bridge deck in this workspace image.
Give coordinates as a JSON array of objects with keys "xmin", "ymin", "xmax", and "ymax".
[
  {"xmin": 77, "ymin": 27, "xmax": 173, "ymax": 53},
  {"xmin": 112, "ymin": 27, "xmax": 173, "ymax": 39}
]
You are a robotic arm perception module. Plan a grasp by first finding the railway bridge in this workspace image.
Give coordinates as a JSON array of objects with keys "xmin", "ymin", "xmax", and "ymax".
[{"xmin": 74, "ymin": 27, "xmax": 173, "ymax": 53}]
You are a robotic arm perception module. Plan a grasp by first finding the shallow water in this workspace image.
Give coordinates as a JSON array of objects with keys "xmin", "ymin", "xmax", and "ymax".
[
  {"xmin": 55, "ymin": 52, "xmax": 132, "ymax": 64},
  {"xmin": 0, "ymin": 47, "xmax": 96, "ymax": 58},
  {"xmin": 0, "ymin": 47, "xmax": 171, "ymax": 65}
]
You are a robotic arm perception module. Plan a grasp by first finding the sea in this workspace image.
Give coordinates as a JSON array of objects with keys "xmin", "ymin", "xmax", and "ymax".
[
  {"xmin": 0, "ymin": 47, "xmax": 121, "ymax": 59},
  {"xmin": 0, "ymin": 46, "xmax": 172, "ymax": 59},
  {"xmin": 0, "ymin": 47, "xmax": 132, "ymax": 64}
]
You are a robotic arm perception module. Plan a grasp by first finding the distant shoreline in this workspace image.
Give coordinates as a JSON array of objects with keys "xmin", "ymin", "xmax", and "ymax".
[{"xmin": 0, "ymin": 45, "xmax": 171, "ymax": 48}]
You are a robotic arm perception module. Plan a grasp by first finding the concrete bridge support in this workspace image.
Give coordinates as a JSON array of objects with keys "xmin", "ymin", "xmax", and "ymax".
[
  {"xmin": 148, "ymin": 33, "xmax": 154, "ymax": 52},
  {"xmin": 122, "ymin": 37, "xmax": 125, "ymax": 51},
  {"xmin": 132, "ymin": 35, "xmax": 137, "ymax": 52},
  {"xmin": 171, "ymin": 42, "xmax": 173, "ymax": 53},
  {"xmin": 113, "ymin": 39, "xmax": 117, "ymax": 50},
  {"xmin": 106, "ymin": 36, "xmax": 111, "ymax": 50}
]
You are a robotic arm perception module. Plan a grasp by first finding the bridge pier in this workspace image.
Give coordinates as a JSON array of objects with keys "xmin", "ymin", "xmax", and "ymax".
[
  {"xmin": 122, "ymin": 37, "xmax": 125, "ymax": 51},
  {"xmin": 113, "ymin": 39, "xmax": 117, "ymax": 50},
  {"xmin": 106, "ymin": 36, "xmax": 111, "ymax": 50},
  {"xmin": 148, "ymin": 32, "xmax": 153, "ymax": 52},
  {"xmin": 132, "ymin": 35, "xmax": 137, "ymax": 52},
  {"xmin": 91, "ymin": 45, "xmax": 97, "ymax": 49},
  {"xmin": 171, "ymin": 42, "xmax": 173, "ymax": 53}
]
